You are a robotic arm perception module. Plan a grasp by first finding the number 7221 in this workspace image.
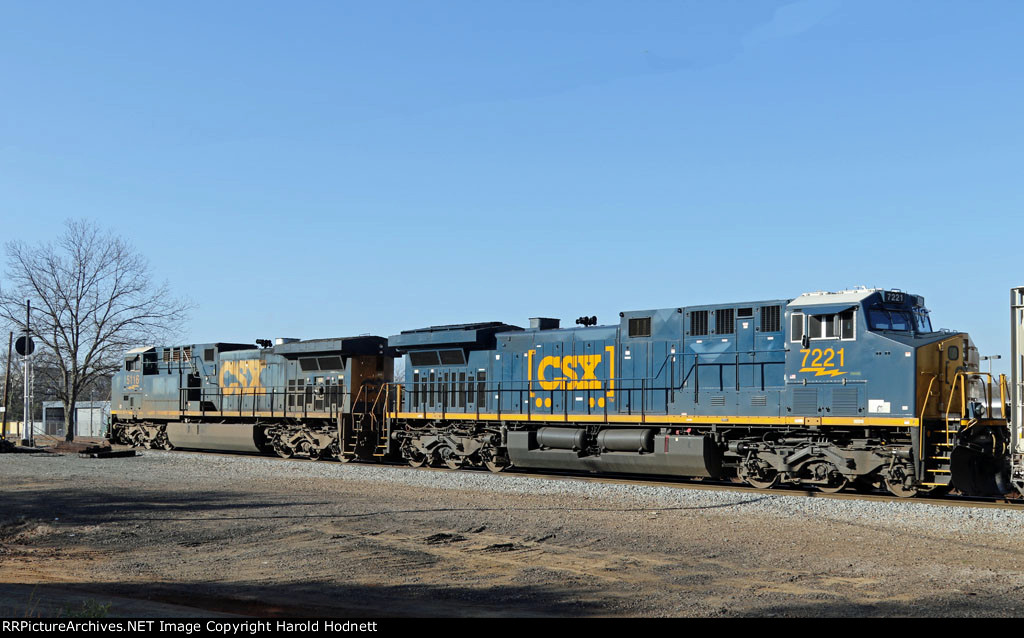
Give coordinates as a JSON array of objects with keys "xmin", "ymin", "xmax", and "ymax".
[{"xmin": 800, "ymin": 348, "xmax": 844, "ymax": 371}]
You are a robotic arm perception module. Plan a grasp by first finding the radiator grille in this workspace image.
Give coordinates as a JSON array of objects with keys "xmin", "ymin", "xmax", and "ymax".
[
  {"xmin": 751, "ymin": 395, "xmax": 767, "ymax": 406},
  {"xmin": 711, "ymin": 395, "xmax": 726, "ymax": 406}
]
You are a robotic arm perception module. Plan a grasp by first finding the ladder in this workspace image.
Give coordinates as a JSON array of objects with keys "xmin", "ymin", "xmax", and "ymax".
[{"xmin": 339, "ymin": 383, "xmax": 395, "ymax": 459}]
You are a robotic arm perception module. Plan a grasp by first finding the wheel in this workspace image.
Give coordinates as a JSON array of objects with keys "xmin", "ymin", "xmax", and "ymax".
[
  {"xmin": 885, "ymin": 476, "xmax": 919, "ymax": 498},
  {"xmin": 274, "ymin": 441, "xmax": 294, "ymax": 459},
  {"xmin": 406, "ymin": 449, "xmax": 427, "ymax": 468},
  {"xmin": 885, "ymin": 465, "xmax": 919, "ymax": 498},
  {"xmin": 813, "ymin": 464, "xmax": 849, "ymax": 493},
  {"xmin": 885, "ymin": 479, "xmax": 918, "ymax": 498},
  {"xmin": 740, "ymin": 462, "xmax": 779, "ymax": 489},
  {"xmin": 155, "ymin": 432, "xmax": 173, "ymax": 450},
  {"xmin": 745, "ymin": 472, "xmax": 779, "ymax": 489},
  {"xmin": 817, "ymin": 477, "xmax": 849, "ymax": 494},
  {"xmin": 479, "ymin": 446, "xmax": 508, "ymax": 473},
  {"xmin": 338, "ymin": 454, "xmax": 355, "ymax": 464},
  {"xmin": 308, "ymin": 447, "xmax": 327, "ymax": 461},
  {"xmin": 438, "ymin": 447, "xmax": 464, "ymax": 470}
]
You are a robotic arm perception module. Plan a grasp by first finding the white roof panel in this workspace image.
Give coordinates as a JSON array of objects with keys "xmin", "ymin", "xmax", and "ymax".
[{"xmin": 788, "ymin": 288, "xmax": 881, "ymax": 308}]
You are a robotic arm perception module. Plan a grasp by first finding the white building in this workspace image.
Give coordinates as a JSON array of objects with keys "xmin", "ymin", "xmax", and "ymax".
[{"xmin": 41, "ymin": 400, "xmax": 110, "ymax": 438}]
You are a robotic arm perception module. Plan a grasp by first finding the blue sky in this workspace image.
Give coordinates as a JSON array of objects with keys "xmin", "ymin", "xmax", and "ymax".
[{"xmin": 1, "ymin": 0, "xmax": 1021, "ymax": 373}]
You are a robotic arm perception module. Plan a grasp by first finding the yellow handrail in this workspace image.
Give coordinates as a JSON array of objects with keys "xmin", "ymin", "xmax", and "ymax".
[
  {"xmin": 943, "ymin": 372, "xmax": 963, "ymax": 444},
  {"xmin": 943, "ymin": 371, "xmax": 1003, "ymax": 442},
  {"xmin": 351, "ymin": 383, "xmax": 367, "ymax": 414},
  {"xmin": 919, "ymin": 373, "xmax": 938, "ymax": 459}
]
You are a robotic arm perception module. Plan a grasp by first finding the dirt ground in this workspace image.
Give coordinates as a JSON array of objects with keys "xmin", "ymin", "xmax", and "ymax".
[{"xmin": 3, "ymin": 450, "xmax": 1024, "ymax": 617}]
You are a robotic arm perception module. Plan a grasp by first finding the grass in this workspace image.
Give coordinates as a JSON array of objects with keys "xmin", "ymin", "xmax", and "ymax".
[{"xmin": 59, "ymin": 599, "xmax": 113, "ymax": 618}]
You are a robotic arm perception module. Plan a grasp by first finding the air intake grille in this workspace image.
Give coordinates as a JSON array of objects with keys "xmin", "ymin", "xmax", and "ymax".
[
  {"xmin": 793, "ymin": 389, "xmax": 818, "ymax": 414},
  {"xmin": 711, "ymin": 395, "xmax": 726, "ymax": 406},
  {"xmin": 761, "ymin": 305, "xmax": 781, "ymax": 332},
  {"xmin": 716, "ymin": 309, "xmax": 735, "ymax": 334},
  {"xmin": 691, "ymin": 310, "xmax": 708, "ymax": 336},
  {"xmin": 751, "ymin": 395, "xmax": 767, "ymax": 406},
  {"xmin": 832, "ymin": 388, "xmax": 859, "ymax": 415},
  {"xmin": 629, "ymin": 317, "xmax": 652, "ymax": 337}
]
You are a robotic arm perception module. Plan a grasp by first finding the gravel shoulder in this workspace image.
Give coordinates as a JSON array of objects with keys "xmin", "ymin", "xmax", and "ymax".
[{"xmin": 3, "ymin": 450, "xmax": 1024, "ymax": 617}]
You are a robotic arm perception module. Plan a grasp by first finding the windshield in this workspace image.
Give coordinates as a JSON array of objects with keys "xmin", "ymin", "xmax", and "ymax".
[{"xmin": 868, "ymin": 309, "xmax": 913, "ymax": 332}]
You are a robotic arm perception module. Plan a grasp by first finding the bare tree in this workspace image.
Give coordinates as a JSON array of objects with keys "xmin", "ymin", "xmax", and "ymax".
[{"xmin": 0, "ymin": 220, "xmax": 191, "ymax": 441}]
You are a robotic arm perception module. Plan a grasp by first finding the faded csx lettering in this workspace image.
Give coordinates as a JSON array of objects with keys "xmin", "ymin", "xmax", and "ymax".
[
  {"xmin": 536, "ymin": 355, "xmax": 603, "ymax": 391},
  {"xmin": 219, "ymin": 359, "xmax": 266, "ymax": 395}
]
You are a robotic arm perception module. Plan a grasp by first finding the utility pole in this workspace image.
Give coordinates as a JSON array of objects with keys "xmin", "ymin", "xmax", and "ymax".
[
  {"xmin": 23, "ymin": 300, "xmax": 32, "ymax": 447},
  {"xmin": 2, "ymin": 332, "xmax": 11, "ymax": 440}
]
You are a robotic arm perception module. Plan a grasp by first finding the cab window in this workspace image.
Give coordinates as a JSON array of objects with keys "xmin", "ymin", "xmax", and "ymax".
[
  {"xmin": 839, "ymin": 310, "xmax": 855, "ymax": 340},
  {"xmin": 806, "ymin": 311, "xmax": 856, "ymax": 340},
  {"xmin": 808, "ymin": 314, "xmax": 837, "ymax": 339},
  {"xmin": 808, "ymin": 315, "xmax": 824, "ymax": 339},
  {"xmin": 790, "ymin": 312, "xmax": 804, "ymax": 343}
]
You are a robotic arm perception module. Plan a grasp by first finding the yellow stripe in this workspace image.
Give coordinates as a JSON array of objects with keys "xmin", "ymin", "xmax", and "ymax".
[
  {"xmin": 113, "ymin": 410, "xmax": 338, "ymax": 419},
  {"xmin": 387, "ymin": 411, "xmax": 919, "ymax": 427},
  {"xmin": 112, "ymin": 409, "xmax": 920, "ymax": 429}
]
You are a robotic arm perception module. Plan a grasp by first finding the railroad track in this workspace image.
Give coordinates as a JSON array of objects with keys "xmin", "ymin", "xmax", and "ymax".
[{"xmin": 96, "ymin": 444, "xmax": 1024, "ymax": 512}]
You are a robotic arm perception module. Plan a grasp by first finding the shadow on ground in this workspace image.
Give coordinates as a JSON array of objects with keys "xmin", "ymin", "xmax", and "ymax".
[
  {"xmin": 0, "ymin": 580, "xmax": 601, "ymax": 618},
  {"xmin": 0, "ymin": 486, "xmax": 605, "ymax": 617}
]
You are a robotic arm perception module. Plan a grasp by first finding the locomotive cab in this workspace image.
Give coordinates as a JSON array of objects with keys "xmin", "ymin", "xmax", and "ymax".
[
  {"xmin": 851, "ymin": 290, "xmax": 1010, "ymax": 496},
  {"xmin": 782, "ymin": 289, "xmax": 1007, "ymax": 495}
]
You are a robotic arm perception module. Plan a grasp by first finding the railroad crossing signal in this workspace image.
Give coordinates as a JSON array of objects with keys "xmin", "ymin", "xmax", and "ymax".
[{"xmin": 15, "ymin": 336, "xmax": 34, "ymax": 357}]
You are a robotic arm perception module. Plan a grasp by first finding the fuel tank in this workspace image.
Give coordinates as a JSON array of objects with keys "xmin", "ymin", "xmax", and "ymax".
[{"xmin": 166, "ymin": 422, "xmax": 263, "ymax": 453}]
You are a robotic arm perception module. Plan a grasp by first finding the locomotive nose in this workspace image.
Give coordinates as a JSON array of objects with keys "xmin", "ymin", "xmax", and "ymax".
[{"xmin": 941, "ymin": 333, "xmax": 1012, "ymax": 495}]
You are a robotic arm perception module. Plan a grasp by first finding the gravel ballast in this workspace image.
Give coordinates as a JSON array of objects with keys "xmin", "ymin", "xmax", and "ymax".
[{"xmin": 3, "ymin": 449, "xmax": 1024, "ymax": 617}]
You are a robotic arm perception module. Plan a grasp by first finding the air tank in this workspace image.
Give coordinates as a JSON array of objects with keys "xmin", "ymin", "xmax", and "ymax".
[
  {"xmin": 596, "ymin": 428, "xmax": 655, "ymax": 453},
  {"xmin": 536, "ymin": 427, "xmax": 586, "ymax": 450}
]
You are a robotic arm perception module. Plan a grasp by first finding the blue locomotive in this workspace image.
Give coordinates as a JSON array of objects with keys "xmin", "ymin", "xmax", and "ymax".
[
  {"xmin": 109, "ymin": 336, "xmax": 391, "ymax": 459},
  {"xmin": 387, "ymin": 287, "xmax": 1008, "ymax": 497},
  {"xmin": 110, "ymin": 287, "xmax": 1012, "ymax": 497}
]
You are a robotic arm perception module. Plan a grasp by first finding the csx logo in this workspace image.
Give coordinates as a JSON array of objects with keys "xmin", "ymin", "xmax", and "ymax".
[
  {"xmin": 536, "ymin": 355, "xmax": 602, "ymax": 391},
  {"xmin": 528, "ymin": 347, "xmax": 615, "ymax": 409},
  {"xmin": 527, "ymin": 346, "xmax": 615, "ymax": 397},
  {"xmin": 220, "ymin": 359, "xmax": 266, "ymax": 395}
]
